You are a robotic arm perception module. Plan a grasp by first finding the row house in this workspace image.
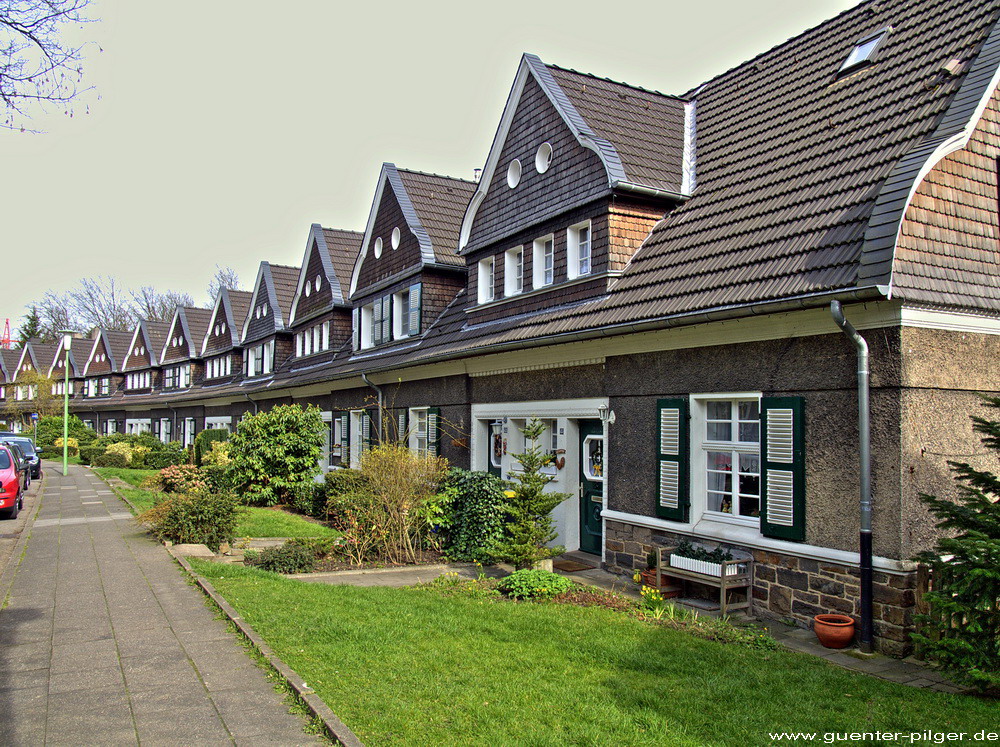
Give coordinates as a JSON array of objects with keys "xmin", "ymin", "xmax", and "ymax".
[{"xmin": 57, "ymin": 0, "xmax": 1000, "ymax": 654}]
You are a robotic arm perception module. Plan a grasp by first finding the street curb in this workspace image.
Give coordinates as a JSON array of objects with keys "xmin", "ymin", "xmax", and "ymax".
[
  {"xmin": 170, "ymin": 548, "xmax": 364, "ymax": 747},
  {"xmin": 0, "ymin": 472, "xmax": 46, "ymax": 605}
]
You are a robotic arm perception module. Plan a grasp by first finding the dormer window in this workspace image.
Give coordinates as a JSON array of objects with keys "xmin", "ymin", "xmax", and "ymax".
[
  {"xmin": 533, "ymin": 236, "xmax": 555, "ymax": 288},
  {"xmin": 478, "ymin": 257, "xmax": 495, "ymax": 304},
  {"xmin": 838, "ymin": 27, "xmax": 891, "ymax": 76},
  {"xmin": 504, "ymin": 247, "xmax": 524, "ymax": 296},
  {"xmin": 567, "ymin": 222, "xmax": 592, "ymax": 279}
]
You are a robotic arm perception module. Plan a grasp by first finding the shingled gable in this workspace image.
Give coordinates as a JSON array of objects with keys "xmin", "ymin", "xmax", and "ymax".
[
  {"xmin": 350, "ymin": 163, "xmax": 476, "ymax": 298},
  {"xmin": 459, "ymin": 52, "xmax": 690, "ymax": 253},
  {"xmin": 46, "ymin": 336, "xmax": 81, "ymax": 379},
  {"xmin": 123, "ymin": 320, "xmax": 170, "ymax": 372},
  {"xmin": 16, "ymin": 341, "xmax": 58, "ymax": 379},
  {"xmin": 160, "ymin": 306, "xmax": 213, "ymax": 364},
  {"xmin": 241, "ymin": 262, "xmax": 301, "ymax": 344},
  {"xmin": 0, "ymin": 349, "xmax": 14, "ymax": 383},
  {"xmin": 202, "ymin": 288, "xmax": 253, "ymax": 355},
  {"xmin": 289, "ymin": 224, "xmax": 363, "ymax": 325},
  {"xmin": 82, "ymin": 330, "xmax": 132, "ymax": 376}
]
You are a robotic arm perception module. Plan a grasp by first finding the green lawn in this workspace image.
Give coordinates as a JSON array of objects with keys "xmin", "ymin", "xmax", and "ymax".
[
  {"xmin": 190, "ymin": 561, "xmax": 998, "ymax": 747},
  {"xmin": 93, "ymin": 468, "xmax": 336, "ymax": 539}
]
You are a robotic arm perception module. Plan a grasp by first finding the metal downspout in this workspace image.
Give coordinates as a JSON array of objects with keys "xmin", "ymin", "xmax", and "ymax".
[
  {"xmin": 830, "ymin": 300, "xmax": 874, "ymax": 653},
  {"xmin": 361, "ymin": 373, "xmax": 384, "ymax": 441}
]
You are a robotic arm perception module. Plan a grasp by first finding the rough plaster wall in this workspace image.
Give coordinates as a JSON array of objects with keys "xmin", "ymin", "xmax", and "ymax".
[
  {"xmin": 899, "ymin": 326, "xmax": 1000, "ymax": 558},
  {"xmin": 604, "ymin": 331, "xmax": 905, "ymax": 558}
]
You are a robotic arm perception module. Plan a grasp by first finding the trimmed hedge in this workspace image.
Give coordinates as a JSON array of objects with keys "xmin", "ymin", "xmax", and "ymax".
[
  {"xmin": 144, "ymin": 451, "xmax": 187, "ymax": 470},
  {"xmin": 195, "ymin": 429, "xmax": 230, "ymax": 466},
  {"xmin": 93, "ymin": 452, "xmax": 129, "ymax": 468},
  {"xmin": 79, "ymin": 446, "xmax": 105, "ymax": 465}
]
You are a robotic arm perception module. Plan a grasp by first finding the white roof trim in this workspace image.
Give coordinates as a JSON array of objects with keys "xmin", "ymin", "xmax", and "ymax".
[
  {"xmin": 241, "ymin": 263, "xmax": 283, "ymax": 342},
  {"xmin": 201, "ymin": 292, "xmax": 226, "ymax": 357},
  {"xmin": 81, "ymin": 335, "xmax": 102, "ymax": 377},
  {"xmin": 290, "ymin": 224, "xmax": 345, "ymax": 325}
]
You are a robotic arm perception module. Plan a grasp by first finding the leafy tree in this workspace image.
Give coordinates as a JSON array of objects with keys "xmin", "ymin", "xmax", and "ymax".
[
  {"xmin": 493, "ymin": 418, "xmax": 570, "ymax": 569},
  {"xmin": 0, "ymin": 0, "xmax": 96, "ymax": 132},
  {"xmin": 227, "ymin": 404, "xmax": 325, "ymax": 507},
  {"xmin": 17, "ymin": 306, "xmax": 43, "ymax": 344},
  {"xmin": 35, "ymin": 413, "xmax": 96, "ymax": 446},
  {"xmin": 1, "ymin": 370, "xmax": 58, "ymax": 426},
  {"xmin": 913, "ymin": 395, "xmax": 1000, "ymax": 693}
]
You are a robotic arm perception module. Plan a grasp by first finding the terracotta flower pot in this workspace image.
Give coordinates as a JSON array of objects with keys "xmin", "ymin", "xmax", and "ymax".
[{"xmin": 813, "ymin": 614, "xmax": 855, "ymax": 649}]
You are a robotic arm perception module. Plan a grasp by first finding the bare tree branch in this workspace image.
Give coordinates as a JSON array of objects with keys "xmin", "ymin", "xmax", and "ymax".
[
  {"xmin": 131, "ymin": 286, "xmax": 194, "ymax": 323},
  {"xmin": 0, "ymin": 0, "xmax": 96, "ymax": 131},
  {"xmin": 207, "ymin": 266, "xmax": 241, "ymax": 303}
]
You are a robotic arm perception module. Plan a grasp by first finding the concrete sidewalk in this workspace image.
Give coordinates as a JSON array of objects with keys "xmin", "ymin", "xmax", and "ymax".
[{"xmin": 0, "ymin": 462, "xmax": 321, "ymax": 746}]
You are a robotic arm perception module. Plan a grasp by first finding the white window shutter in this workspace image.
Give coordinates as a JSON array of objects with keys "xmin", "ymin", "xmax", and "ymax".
[
  {"xmin": 409, "ymin": 283, "xmax": 421, "ymax": 335},
  {"xmin": 427, "ymin": 407, "xmax": 440, "ymax": 457}
]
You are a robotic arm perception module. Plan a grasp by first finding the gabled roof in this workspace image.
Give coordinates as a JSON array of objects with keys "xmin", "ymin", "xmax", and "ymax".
[
  {"xmin": 44, "ymin": 336, "xmax": 81, "ymax": 378},
  {"xmin": 122, "ymin": 320, "xmax": 171, "ymax": 371},
  {"xmin": 289, "ymin": 224, "xmax": 363, "ymax": 324},
  {"xmin": 0, "ymin": 348, "xmax": 21, "ymax": 383},
  {"xmin": 161, "ymin": 307, "xmax": 213, "ymax": 362},
  {"xmin": 103, "ymin": 330, "xmax": 134, "ymax": 373},
  {"xmin": 459, "ymin": 53, "xmax": 690, "ymax": 250},
  {"xmin": 241, "ymin": 262, "xmax": 301, "ymax": 342},
  {"xmin": 17, "ymin": 340, "xmax": 58, "ymax": 378},
  {"xmin": 350, "ymin": 164, "xmax": 476, "ymax": 295},
  {"xmin": 202, "ymin": 288, "xmax": 253, "ymax": 354}
]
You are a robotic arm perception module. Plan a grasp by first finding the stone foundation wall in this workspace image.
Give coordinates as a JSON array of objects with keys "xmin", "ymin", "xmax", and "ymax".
[{"xmin": 605, "ymin": 519, "xmax": 917, "ymax": 657}]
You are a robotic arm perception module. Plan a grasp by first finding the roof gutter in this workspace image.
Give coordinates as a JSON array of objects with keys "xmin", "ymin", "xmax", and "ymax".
[{"xmin": 613, "ymin": 181, "xmax": 689, "ymax": 202}]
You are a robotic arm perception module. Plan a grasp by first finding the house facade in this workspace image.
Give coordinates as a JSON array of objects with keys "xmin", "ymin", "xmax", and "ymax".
[{"xmin": 48, "ymin": 0, "xmax": 1000, "ymax": 654}]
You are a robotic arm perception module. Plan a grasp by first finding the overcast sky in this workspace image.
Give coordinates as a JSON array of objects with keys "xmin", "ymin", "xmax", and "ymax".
[{"xmin": 1, "ymin": 0, "xmax": 857, "ymax": 337}]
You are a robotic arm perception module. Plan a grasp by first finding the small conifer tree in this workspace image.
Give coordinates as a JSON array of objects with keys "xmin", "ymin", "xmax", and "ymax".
[
  {"xmin": 494, "ymin": 418, "xmax": 570, "ymax": 569},
  {"xmin": 913, "ymin": 395, "xmax": 1000, "ymax": 693}
]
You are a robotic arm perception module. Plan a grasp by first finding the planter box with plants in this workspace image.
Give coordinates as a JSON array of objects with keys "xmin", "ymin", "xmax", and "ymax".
[{"xmin": 655, "ymin": 540, "xmax": 753, "ymax": 615}]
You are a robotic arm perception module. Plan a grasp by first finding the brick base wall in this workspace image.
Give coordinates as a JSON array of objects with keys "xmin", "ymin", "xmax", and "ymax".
[{"xmin": 605, "ymin": 519, "xmax": 917, "ymax": 657}]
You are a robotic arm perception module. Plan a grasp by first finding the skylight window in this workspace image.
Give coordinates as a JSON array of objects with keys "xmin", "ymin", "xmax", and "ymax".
[{"xmin": 838, "ymin": 27, "xmax": 891, "ymax": 75}]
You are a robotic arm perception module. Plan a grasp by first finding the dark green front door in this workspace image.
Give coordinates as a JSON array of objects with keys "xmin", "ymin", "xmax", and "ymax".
[{"xmin": 579, "ymin": 419, "xmax": 604, "ymax": 555}]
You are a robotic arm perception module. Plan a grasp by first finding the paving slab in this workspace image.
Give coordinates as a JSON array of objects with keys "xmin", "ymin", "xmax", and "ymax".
[{"xmin": 0, "ymin": 461, "xmax": 322, "ymax": 745}]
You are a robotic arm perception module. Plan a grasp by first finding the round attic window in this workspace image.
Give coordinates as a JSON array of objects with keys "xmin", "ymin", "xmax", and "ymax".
[
  {"xmin": 374, "ymin": 237, "xmax": 383, "ymax": 258},
  {"xmin": 140, "ymin": 346, "xmax": 145, "ymax": 355},
  {"xmin": 535, "ymin": 142, "xmax": 553, "ymax": 173},
  {"xmin": 391, "ymin": 227, "xmax": 401, "ymax": 249},
  {"xmin": 507, "ymin": 159, "xmax": 522, "ymax": 188},
  {"xmin": 221, "ymin": 323, "xmax": 227, "ymax": 334},
  {"xmin": 314, "ymin": 276, "xmax": 321, "ymax": 292},
  {"xmin": 305, "ymin": 283, "xmax": 312, "ymax": 298}
]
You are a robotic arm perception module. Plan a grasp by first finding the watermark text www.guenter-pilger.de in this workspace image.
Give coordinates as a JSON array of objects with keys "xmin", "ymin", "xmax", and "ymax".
[{"xmin": 769, "ymin": 731, "xmax": 1000, "ymax": 744}]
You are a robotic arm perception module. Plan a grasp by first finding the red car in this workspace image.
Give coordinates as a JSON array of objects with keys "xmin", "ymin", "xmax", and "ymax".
[{"xmin": 0, "ymin": 445, "xmax": 24, "ymax": 519}]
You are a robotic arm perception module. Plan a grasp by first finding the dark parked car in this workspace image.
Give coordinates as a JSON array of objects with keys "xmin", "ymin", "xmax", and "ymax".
[
  {"xmin": 4, "ymin": 437, "xmax": 41, "ymax": 479},
  {"xmin": 0, "ymin": 445, "xmax": 24, "ymax": 519}
]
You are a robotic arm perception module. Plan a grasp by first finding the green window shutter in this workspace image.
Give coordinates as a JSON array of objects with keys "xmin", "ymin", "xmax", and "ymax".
[
  {"xmin": 409, "ymin": 284, "xmax": 421, "ymax": 335},
  {"xmin": 656, "ymin": 398, "xmax": 689, "ymax": 521},
  {"xmin": 360, "ymin": 410, "xmax": 371, "ymax": 452},
  {"xmin": 397, "ymin": 409, "xmax": 408, "ymax": 444},
  {"xmin": 760, "ymin": 396, "xmax": 806, "ymax": 542},
  {"xmin": 340, "ymin": 412, "xmax": 349, "ymax": 462},
  {"xmin": 427, "ymin": 407, "xmax": 441, "ymax": 457}
]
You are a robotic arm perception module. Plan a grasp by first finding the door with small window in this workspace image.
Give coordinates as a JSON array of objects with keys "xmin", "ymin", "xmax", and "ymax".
[
  {"xmin": 578, "ymin": 419, "xmax": 604, "ymax": 555},
  {"xmin": 488, "ymin": 420, "xmax": 503, "ymax": 478}
]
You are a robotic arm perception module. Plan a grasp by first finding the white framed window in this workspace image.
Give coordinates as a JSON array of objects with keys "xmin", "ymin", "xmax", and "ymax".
[
  {"xmin": 540, "ymin": 418, "xmax": 559, "ymax": 475},
  {"xmin": 184, "ymin": 418, "xmax": 196, "ymax": 448},
  {"xmin": 205, "ymin": 416, "xmax": 232, "ymax": 432},
  {"xmin": 409, "ymin": 408, "xmax": 429, "ymax": 456},
  {"xmin": 295, "ymin": 332, "xmax": 303, "ymax": 358},
  {"xmin": 321, "ymin": 321, "xmax": 330, "ymax": 350},
  {"xmin": 532, "ymin": 235, "xmax": 554, "ymax": 288},
  {"xmin": 693, "ymin": 395, "xmax": 761, "ymax": 523},
  {"xmin": 99, "ymin": 378, "xmax": 110, "ymax": 396},
  {"xmin": 504, "ymin": 247, "xmax": 523, "ymax": 297},
  {"xmin": 160, "ymin": 418, "xmax": 172, "ymax": 444},
  {"xmin": 478, "ymin": 257, "xmax": 495, "ymax": 304},
  {"xmin": 567, "ymin": 221, "xmax": 592, "ymax": 279}
]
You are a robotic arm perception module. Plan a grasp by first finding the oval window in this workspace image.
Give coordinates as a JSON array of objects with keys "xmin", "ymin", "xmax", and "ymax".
[
  {"xmin": 535, "ymin": 142, "xmax": 552, "ymax": 173},
  {"xmin": 391, "ymin": 227, "xmax": 401, "ymax": 250},
  {"xmin": 305, "ymin": 283, "xmax": 312, "ymax": 297},
  {"xmin": 507, "ymin": 159, "xmax": 522, "ymax": 188},
  {"xmin": 315, "ymin": 276, "xmax": 322, "ymax": 291},
  {"xmin": 374, "ymin": 237, "xmax": 383, "ymax": 258}
]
